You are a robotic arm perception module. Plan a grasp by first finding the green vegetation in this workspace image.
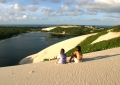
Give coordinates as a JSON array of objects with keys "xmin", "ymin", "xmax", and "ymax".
[
  {"xmin": 0, "ymin": 26, "xmax": 42, "ymax": 40},
  {"xmin": 42, "ymin": 25, "xmax": 120, "ymax": 61},
  {"xmin": 50, "ymin": 34, "xmax": 66, "ymax": 38},
  {"xmin": 50, "ymin": 26, "xmax": 104, "ymax": 35},
  {"xmin": 43, "ymin": 58, "xmax": 49, "ymax": 61},
  {"xmin": 43, "ymin": 35, "xmax": 120, "ymax": 62},
  {"xmin": 1, "ymin": 25, "xmax": 119, "ymax": 62},
  {"xmin": 67, "ymin": 36, "xmax": 120, "ymax": 56},
  {"xmin": 43, "ymin": 57, "xmax": 57, "ymax": 61},
  {"xmin": 66, "ymin": 31, "xmax": 110, "ymax": 56},
  {"xmin": 112, "ymin": 25, "xmax": 120, "ymax": 32}
]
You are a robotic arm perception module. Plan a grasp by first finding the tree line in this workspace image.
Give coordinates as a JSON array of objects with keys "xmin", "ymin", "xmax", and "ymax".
[{"xmin": 0, "ymin": 26, "xmax": 42, "ymax": 40}]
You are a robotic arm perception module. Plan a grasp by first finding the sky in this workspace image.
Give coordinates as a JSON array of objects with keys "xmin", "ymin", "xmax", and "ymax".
[{"xmin": 0, "ymin": 0, "xmax": 120, "ymax": 25}]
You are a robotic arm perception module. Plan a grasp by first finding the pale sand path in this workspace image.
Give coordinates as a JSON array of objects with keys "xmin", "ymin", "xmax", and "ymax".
[
  {"xmin": 19, "ymin": 33, "xmax": 96, "ymax": 64},
  {"xmin": 92, "ymin": 32, "xmax": 120, "ymax": 44},
  {"xmin": 0, "ymin": 47, "xmax": 120, "ymax": 85}
]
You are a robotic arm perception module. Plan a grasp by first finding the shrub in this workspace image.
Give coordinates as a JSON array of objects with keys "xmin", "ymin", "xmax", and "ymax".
[{"xmin": 112, "ymin": 25, "xmax": 120, "ymax": 32}]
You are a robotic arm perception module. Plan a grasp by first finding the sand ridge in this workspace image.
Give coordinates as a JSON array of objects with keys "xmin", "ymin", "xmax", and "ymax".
[
  {"xmin": 19, "ymin": 32, "xmax": 120, "ymax": 65},
  {"xmin": 19, "ymin": 33, "xmax": 96, "ymax": 64},
  {"xmin": 41, "ymin": 26, "xmax": 79, "ymax": 31},
  {"xmin": 0, "ymin": 47, "xmax": 120, "ymax": 85},
  {"xmin": 92, "ymin": 32, "xmax": 120, "ymax": 44}
]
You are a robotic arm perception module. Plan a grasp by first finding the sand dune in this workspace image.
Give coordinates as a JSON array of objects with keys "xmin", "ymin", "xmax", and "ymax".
[
  {"xmin": 92, "ymin": 32, "xmax": 120, "ymax": 44},
  {"xmin": 19, "ymin": 33, "xmax": 96, "ymax": 64},
  {"xmin": 19, "ymin": 32, "xmax": 120, "ymax": 65},
  {"xmin": 0, "ymin": 47, "xmax": 120, "ymax": 85},
  {"xmin": 41, "ymin": 26, "xmax": 79, "ymax": 31},
  {"xmin": 41, "ymin": 27, "xmax": 56, "ymax": 31}
]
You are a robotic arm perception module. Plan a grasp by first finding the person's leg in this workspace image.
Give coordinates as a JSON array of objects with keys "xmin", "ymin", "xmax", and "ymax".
[{"xmin": 69, "ymin": 53, "xmax": 74, "ymax": 62}]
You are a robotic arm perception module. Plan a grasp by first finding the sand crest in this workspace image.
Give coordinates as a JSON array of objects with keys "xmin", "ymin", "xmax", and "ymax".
[
  {"xmin": 0, "ymin": 47, "xmax": 120, "ymax": 85},
  {"xmin": 92, "ymin": 32, "xmax": 120, "ymax": 44}
]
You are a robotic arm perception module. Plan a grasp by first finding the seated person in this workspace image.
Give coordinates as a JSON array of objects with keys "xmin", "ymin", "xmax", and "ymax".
[
  {"xmin": 69, "ymin": 46, "xmax": 83, "ymax": 63},
  {"xmin": 56, "ymin": 48, "xmax": 66, "ymax": 64}
]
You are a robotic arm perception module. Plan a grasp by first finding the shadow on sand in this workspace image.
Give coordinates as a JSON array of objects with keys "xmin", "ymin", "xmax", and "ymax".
[{"xmin": 83, "ymin": 54, "xmax": 120, "ymax": 62}]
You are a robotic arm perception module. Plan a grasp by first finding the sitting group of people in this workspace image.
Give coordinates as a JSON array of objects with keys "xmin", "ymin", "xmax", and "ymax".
[{"xmin": 56, "ymin": 46, "xmax": 83, "ymax": 64}]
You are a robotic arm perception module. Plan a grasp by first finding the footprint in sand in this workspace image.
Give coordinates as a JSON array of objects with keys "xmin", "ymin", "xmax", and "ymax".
[{"xmin": 29, "ymin": 71, "xmax": 34, "ymax": 73}]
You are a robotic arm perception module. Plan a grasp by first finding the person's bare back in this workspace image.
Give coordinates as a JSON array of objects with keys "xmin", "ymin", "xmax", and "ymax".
[
  {"xmin": 69, "ymin": 46, "xmax": 83, "ymax": 63},
  {"xmin": 74, "ymin": 51, "xmax": 82, "ymax": 61}
]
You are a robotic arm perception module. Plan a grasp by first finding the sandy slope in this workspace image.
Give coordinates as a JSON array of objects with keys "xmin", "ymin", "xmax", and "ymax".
[
  {"xmin": 92, "ymin": 32, "xmax": 120, "ymax": 44},
  {"xmin": 19, "ymin": 33, "xmax": 96, "ymax": 64},
  {"xmin": 41, "ymin": 27, "xmax": 56, "ymax": 31},
  {"xmin": 41, "ymin": 26, "xmax": 79, "ymax": 31},
  {"xmin": 0, "ymin": 47, "xmax": 120, "ymax": 85},
  {"xmin": 19, "ymin": 32, "xmax": 120, "ymax": 64}
]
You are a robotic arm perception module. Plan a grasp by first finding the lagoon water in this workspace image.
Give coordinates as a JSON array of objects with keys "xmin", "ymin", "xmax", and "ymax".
[{"xmin": 0, "ymin": 32, "xmax": 72, "ymax": 67}]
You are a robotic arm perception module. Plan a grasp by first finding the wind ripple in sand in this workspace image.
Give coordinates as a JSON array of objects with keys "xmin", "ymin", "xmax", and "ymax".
[{"xmin": 0, "ymin": 47, "xmax": 120, "ymax": 85}]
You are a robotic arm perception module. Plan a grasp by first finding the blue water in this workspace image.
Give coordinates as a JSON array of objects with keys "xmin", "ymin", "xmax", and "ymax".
[{"xmin": 0, "ymin": 32, "xmax": 73, "ymax": 67}]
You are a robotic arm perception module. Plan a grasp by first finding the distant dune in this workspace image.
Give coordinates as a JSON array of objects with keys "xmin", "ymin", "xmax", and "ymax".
[{"xmin": 41, "ymin": 25, "xmax": 79, "ymax": 31}]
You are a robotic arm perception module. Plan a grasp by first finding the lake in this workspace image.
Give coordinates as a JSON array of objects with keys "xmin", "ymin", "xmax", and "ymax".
[{"xmin": 0, "ymin": 32, "xmax": 73, "ymax": 67}]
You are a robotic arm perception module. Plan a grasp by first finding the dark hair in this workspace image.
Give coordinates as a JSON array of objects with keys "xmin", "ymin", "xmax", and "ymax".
[
  {"xmin": 60, "ymin": 48, "xmax": 65, "ymax": 54},
  {"xmin": 76, "ymin": 46, "xmax": 81, "ymax": 52}
]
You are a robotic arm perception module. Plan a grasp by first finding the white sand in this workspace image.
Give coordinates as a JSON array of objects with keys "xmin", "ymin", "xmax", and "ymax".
[
  {"xmin": 0, "ymin": 47, "xmax": 120, "ymax": 85},
  {"xmin": 59, "ymin": 26, "xmax": 78, "ymax": 28},
  {"xmin": 41, "ymin": 27, "xmax": 56, "ymax": 31},
  {"xmin": 41, "ymin": 26, "xmax": 79, "ymax": 31},
  {"xmin": 19, "ymin": 32, "xmax": 120, "ymax": 64},
  {"xmin": 92, "ymin": 32, "xmax": 120, "ymax": 44},
  {"xmin": 19, "ymin": 33, "xmax": 96, "ymax": 64}
]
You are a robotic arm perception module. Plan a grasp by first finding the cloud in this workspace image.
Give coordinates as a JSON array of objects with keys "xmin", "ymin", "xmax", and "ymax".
[
  {"xmin": 76, "ymin": 0, "xmax": 91, "ymax": 5},
  {"xmin": 77, "ymin": 0, "xmax": 120, "ymax": 14},
  {"xmin": 16, "ymin": 15, "xmax": 29, "ymax": 20},
  {"xmin": 23, "ymin": 15, "xmax": 27, "ymax": 19},
  {"xmin": 13, "ymin": 4, "xmax": 38, "ymax": 11},
  {"xmin": 88, "ymin": 18, "xmax": 114, "ymax": 23},
  {"xmin": 26, "ymin": 5, "xmax": 38, "ymax": 11},
  {"xmin": 31, "ymin": 0, "xmax": 40, "ymax": 4},
  {"xmin": 106, "ymin": 14, "xmax": 120, "ymax": 18},
  {"xmin": 42, "ymin": 7, "xmax": 54, "ymax": 15},
  {"xmin": 4, "ymin": 11, "xmax": 15, "ymax": 15},
  {"xmin": 49, "ymin": 0, "xmax": 61, "ymax": 3},
  {"xmin": 0, "ymin": 0, "xmax": 6, "ymax": 3},
  {"xmin": 0, "ymin": 16, "xmax": 2, "ymax": 20},
  {"xmin": 65, "ymin": 0, "xmax": 74, "ymax": 5},
  {"xmin": 55, "ymin": 5, "xmax": 83, "ymax": 16},
  {"xmin": 30, "ymin": 0, "xmax": 61, "ymax": 4},
  {"xmin": 32, "ymin": 17, "xmax": 36, "ymax": 20},
  {"xmin": 86, "ymin": 11, "xmax": 97, "ymax": 15},
  {"xmin": 13, "ymin": 4, "xmax": 25, "ymax": 11},
  {"xmin": 59, "ymin": 4, "xmax": 69, "ymax": 11},
  {"xmin": 0, "ymin": 16, "xmax": 15, "ymax": 21}
]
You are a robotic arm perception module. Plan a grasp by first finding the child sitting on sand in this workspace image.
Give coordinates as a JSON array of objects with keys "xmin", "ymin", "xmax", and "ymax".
[
  {"xmin": 69, "ymin": 46, "xmax": 83, "ymax": 63},
  {"xmin": 56, "ymin": 48, "xmax": 66, "ymax": 64}
]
